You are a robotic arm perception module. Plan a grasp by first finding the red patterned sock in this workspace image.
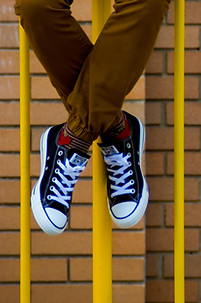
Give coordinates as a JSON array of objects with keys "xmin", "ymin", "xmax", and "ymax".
[
  {"xmin": 101, "ymin": 112, "xmax": 131, "ymax": 141},
  {"xmin": 58, "ymin": 124, "xmax": 91, "ymax": 154},
  {"xmin": 116, "ymin": 114, "xmax": 131, "ymax": 140}
]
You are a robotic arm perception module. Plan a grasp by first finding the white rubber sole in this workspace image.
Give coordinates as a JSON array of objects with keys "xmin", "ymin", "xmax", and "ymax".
[
  {"xmin": 109, "ymin": 118, "xmax": 149, "ymax": 229},
  {"xmin": 31, "ymin": 127, "xmax": 66, "ymax": 235},
  {"xmin": 109, "ymin": 181, "xmax": 149, "ymax": 229}
]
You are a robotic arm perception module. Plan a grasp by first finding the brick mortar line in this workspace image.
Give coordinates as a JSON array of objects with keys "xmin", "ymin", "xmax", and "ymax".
[{"xmin": 28, "ymin": 281, "xmax": 145, "ymax": 285}]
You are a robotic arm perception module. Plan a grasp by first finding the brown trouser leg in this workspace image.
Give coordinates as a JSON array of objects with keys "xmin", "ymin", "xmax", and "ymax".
[{"xmin": 15, "ymin": 0, "xmax": 170, "ymax": 142}]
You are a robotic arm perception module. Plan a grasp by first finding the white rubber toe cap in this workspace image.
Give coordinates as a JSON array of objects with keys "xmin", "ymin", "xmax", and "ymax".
[
  {"xmin": 46, "ymin": 208, "xmax": 67, "ymax": 229},
  {"xmin": 111, "ymin": 202, "xmax": 137, "ymax": 219}
]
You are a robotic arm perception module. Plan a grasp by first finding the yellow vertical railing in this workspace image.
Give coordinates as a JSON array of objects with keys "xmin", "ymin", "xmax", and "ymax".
[
  {"xmin": 92, "ymin": 1, "xmax": 112, "ymax": 303},
  {"xmin": 174, "ymin": 0, "xmax": 185, "ymax": 302},
  {"xmin": 19, "ymin": 24, "xmax": 31, "ymax": 303}
]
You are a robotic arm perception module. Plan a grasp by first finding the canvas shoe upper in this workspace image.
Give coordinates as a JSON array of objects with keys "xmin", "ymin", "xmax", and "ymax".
[
  {"xmin": 31, "ymin": 124, "xmax": 90, "ymax": 235},
  {"xmin": 99, "ymin": 111, "xmax": 149, "ymax": 228}
]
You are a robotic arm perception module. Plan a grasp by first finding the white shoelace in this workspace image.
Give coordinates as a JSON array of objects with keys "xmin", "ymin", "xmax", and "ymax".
[
  {"xmin": 47, "ymin": 158, "xmax": 85, "ymax": 207},
  {"xmin": 104, "ymin": 153, "xmax": 135, "ymax": 198}
]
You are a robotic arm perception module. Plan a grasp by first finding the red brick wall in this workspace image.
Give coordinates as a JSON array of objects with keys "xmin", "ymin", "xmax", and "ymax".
[
  {"xmin": 0, "ymin": 1, "xmax": 146, "ymax": 302},
  {"xmin": 145, "ymin": 1, "xmax": 201, "ymax": 302}
]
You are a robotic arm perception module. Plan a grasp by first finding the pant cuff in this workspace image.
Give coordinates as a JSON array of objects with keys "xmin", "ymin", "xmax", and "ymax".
[{"xmin": 67, "ymin": 115, "xmax": 99, "ymax": 143}]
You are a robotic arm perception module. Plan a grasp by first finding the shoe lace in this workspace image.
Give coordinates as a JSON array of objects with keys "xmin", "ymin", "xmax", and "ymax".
[
  {"xmin": 104, "ymin": 153, "xmax": 135, "ymax": 198},
  {"xmin": 47, "ymin": 158, "xmax": 85, "ymax": 208}
]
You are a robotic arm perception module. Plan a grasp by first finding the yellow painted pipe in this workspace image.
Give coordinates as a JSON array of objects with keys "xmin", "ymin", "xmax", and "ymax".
[
  {"xmin": 174, "ymin": 0, "xmax": 185, "ymax": 302},
  {"xmin": 92, "ymin": 1, "xmax": 112, "ymax": 303},
  {"xmin": 92, "ymin": 142, "xmax": 112, "ymax": 303},
  {"xmin": 92, "ymin": 0, "xmax": 111, "ymax": 43},
  {"xmin": 19, "ymin": 23, "xmax": 31, "ymax": 303}
]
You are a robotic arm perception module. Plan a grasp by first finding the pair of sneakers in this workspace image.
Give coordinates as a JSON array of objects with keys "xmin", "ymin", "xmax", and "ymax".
[{"xmin": 31, "ymin": 111, "xmax": 149, "ymax": 235}]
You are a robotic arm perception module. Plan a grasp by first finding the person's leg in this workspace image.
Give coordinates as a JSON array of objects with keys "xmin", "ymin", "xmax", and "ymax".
[
  {"xmin": 14, "ymin": 0, "xmax": 93, "ymax": 111},
  {"xmin": 67, "ymin": 0, "xmax": 171, "ymax": 141},
  {"xmin": 15, "ymin": 0, "xmax": 94, "ymax": 234},
  {"xmin": 65, "ymin": 0, "xmax": 171, "ymax": 228}
]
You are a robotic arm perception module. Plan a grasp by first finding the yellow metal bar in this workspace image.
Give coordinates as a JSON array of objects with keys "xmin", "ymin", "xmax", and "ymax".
[
  {"xmin": 92, "ymin": 143, "xmax": 112, "ymax": 303},
  {"xmin": 92, "ymin": 1, "xmax": 112, "ymax": 303},
  {"xmin": 19, "ymin": 23, "xmax": 31, "ymax": 303},
  {"xmin": 92, "ymin": 0, "xmax": 111, "ymax": 43},
  {"xmin": 174, "ymin": 0, "xmax": 185, "ymax": 302}
]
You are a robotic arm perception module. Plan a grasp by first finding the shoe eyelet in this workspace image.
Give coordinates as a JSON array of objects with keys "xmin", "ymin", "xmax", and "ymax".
[
  {"xmin": 47, "ymin": 195, "xmax": 52, "ymax": 200},
  {"xmin": 50, "ymin": 186, "xmax": 54, "ymax": 191},
  {"xmin": 128, "ymin": 152, "xmax": 131, "ymax": 157},
  {"xmin": 126, "ymin": 143, "xmax": 131, "ymax": 148},
  {"xmin": 57, "ymin": 159, "xmax": 61, "ymax": 164},
  {"xmin": 52, "ymin": 177, "xmax": 57, "ymax": 182},
  {"xmin": 55, "ymin": 168, "xmax": 59, "ymax": 174},
  {"xmin": 58, "ymin": 151, "xmax": 63, "ymax": 156},
  {"xmin": 47, "ymin": 156, "xmax": 50, "ymax": 160},
  {"xmin": 128, "ymin": 161, "xmax": 132, "ymax": 167},
  {"xmin": 130, "ymin": 179, "xmax": 134, "ymax": 185},
  {"xmin": 45, "ymin": 167, "xmax": 48, "ymax": 170},
  {"xmin": 131, "ymin": 189, "xmax": 135, "ymax": 194},
  {"xmin": 129, "ymin": 170, "xmax": 133, "ymax": 175}
]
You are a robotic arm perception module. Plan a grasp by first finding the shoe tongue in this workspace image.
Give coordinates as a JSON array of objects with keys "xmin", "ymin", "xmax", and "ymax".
[
  {"xmin": 69, "ymin": 152, "xmax": 88, "ymax": 166},
  {"xmin": 100, "ymin": 145, "xmax": 119, "ymax": 156}
]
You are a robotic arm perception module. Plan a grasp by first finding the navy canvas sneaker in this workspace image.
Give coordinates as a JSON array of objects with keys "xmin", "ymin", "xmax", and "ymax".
[
  {"xmin": 31, "ymin": 124, "xmax": 90, "ymax": 235},
  {"xmin": 99, "ymin": 111, "xmax": 149, "ymax": 228}
]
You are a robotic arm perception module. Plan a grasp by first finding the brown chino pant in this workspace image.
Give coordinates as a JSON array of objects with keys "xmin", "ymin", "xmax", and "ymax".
[{"xmin": 15, "ymin": 0, "xmax": 170, "ymax": 143}]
